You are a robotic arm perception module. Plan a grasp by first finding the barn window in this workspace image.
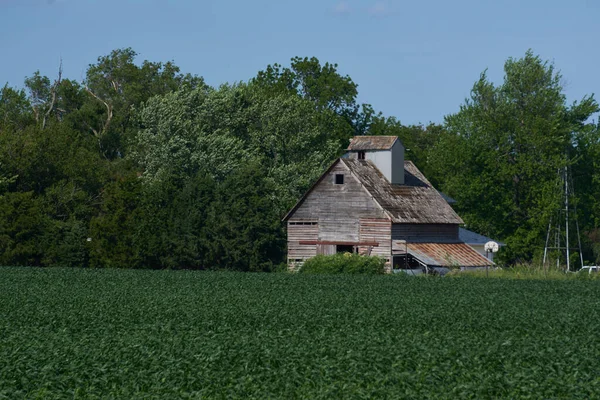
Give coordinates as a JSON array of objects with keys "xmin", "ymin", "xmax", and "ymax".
[
  {"xmin": 358, "ymin": 151, "xmax": 366, "ymax": 160},
  {"xmin": 335, "ymin": 174, "xmax": 344, "ymax": 184}
]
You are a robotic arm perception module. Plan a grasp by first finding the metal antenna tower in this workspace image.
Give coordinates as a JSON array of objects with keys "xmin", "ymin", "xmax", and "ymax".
[{"xmin": 543, "ymin": 165, "xmax": 584, "ymax": 272}]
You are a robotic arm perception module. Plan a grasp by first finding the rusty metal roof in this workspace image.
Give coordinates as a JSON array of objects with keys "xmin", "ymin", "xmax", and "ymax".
[
  {"xmin": 405, "ymin": 242, "xmax": 494, "ymax": 267},
  {"xmin": 347, "ymin": 136, "xmax": 398, "ymax": 151},
  {"xmin": 342, "ymin": 159, "xmax": 464, "ymax": 224}
]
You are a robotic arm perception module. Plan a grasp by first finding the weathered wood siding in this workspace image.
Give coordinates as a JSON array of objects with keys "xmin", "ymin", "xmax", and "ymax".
[
  {"xmin": 291, "ymin": 162, "xmax": 388, "ymax": 243},
  {"xmin": 316, "ymin": 244, "xmax": 336, "ymax": 255},
  {"xmin": 392, "ymin": 223, "xmax": 459, "ymax": 243},
  {"xmin": 287, "ymin": 221, "xmax": 318, "ymax": 262},
  {"xmin": 359, "ymin": 218, "xmax": 391, "ymax": 259}
]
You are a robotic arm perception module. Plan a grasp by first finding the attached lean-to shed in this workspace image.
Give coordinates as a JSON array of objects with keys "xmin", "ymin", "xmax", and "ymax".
[{"xmin": 283, "ymin": 136, "xmax": 493, "ymax": 272}]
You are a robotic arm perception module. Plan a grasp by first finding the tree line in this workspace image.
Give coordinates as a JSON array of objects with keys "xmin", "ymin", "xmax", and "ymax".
[{"xmin": 1, "ymin": 49, "xmax": 599, "ymax": 269}]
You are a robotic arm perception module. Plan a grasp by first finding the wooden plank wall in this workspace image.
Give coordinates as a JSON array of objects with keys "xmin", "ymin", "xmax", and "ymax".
[
  {"xmin": 287, "ymin": 222, "xmax": 318, "ymax": 263},
  {"xmin": 359, "ymin": 218, "xmax": 391, "ymax": 259},
  {"xmin": 291, "ymin": 162, "xmax": 387, "ymax": 243},
  {"xmin": 316, "ymin": 244, "xmax": 336, "ymax": 255}
]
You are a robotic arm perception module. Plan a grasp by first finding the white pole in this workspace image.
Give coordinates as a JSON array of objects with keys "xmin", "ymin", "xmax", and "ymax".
[
  {"xmin": 543, "ymin": 219, "xmax": 551, "ymax": 268},
  {"xmin": 556, "ymin": 216, "xmax": 561, "ymax": 269}
]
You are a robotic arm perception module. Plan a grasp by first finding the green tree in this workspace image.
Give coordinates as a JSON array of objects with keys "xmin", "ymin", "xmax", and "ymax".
[
  {"xmin": 205, "ymin": 164, "xmax": 285, "ymax": 272},
  {"xmin": 0, "ymin": 191, "xmax": 46, "ymax": 265},
  {"xmin": 133, "ymin": 84, "xmax": 247, "ymax": 183},
  {"xmin": 245, "ymin": 88, "xmax": 341, "ymax": 213},
  {"xmin": 0, "ymin": 119, "xmax": 107, "ymax": 266},
  {"xmin": 0, "ymin": 84, "xmax": 33, "ymax": 131},
  {"xmin": 253, "ymin": 56, "xmax": 358, "ymax": 115},
  {"xmin": 252, "ymin": 56, "xmax": 366, "ymax": 142},
  {"xmin": 88, "ymin": 172, "xmax": 143, "ymax": 268},
  {"xmin": 83, "ymin": 48, "xmax": 206, "ymax": 158},
  {"xmin": 571, "ymin": 119, "xmax": 600, "ymax": 263},
  {"xmin": 134, "ymin": 83, "xmax": 340, "ymax": 215},
  {"xmin": 133, "ymin": 172, "xmax": 216, "ymax": 269},
  {"xmin": 429, "ymin": 50, "xmax": 599, "ymax": 262}
]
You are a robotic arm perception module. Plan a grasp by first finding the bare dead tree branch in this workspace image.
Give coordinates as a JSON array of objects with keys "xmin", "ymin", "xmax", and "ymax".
[
  {"xmin": 42, "ymin": 59, "xmax": 62, "ymax": 130},
  {"xmin": 85, "ymin": 86, "xmax": 114, "ymax": 137},
  {"xmin": 87, "ymin": 123, "xmax": 99, "ymax": 137},
  {"xmin": 32, "ymin": 106, "xmax": 40, "ymax": 123}
]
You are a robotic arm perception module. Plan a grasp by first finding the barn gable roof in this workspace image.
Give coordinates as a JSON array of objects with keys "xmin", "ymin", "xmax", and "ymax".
[
  {"xmin": 341, "ymin": 159, "xmax": 463, "ymax": 224},
  {"xmin": 346, "ymin": 136, "xmax": 398, "ymax": 151},
  {"xmin": 284, "ymin": 158, "xmax": 463, "ymax": 225},
  {"xmin": 282, "ymin": 159, "xmax": 347, "ymax": 222}
]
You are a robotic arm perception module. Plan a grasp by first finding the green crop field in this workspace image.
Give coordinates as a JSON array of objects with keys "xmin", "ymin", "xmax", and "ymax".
[{"xmin": 1, "ymin": 268, "xmax": 600, "ymax": 398}]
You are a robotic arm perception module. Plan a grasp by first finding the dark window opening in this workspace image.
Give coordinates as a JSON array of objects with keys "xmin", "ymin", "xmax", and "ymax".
[
  {"xmin": 336, "ymin": 244, "xmax": 354, "ymax": 254},
  {"xmin": 358, "ymin": 151, "xmax": 366, "ymax": 160},
  {"xmin": 335, "ymin": 174, "xmax": 344, "ymax": 184},
  {"xmin": 393, "ymin": 255, "xmax": 423, "ymax": 269}
]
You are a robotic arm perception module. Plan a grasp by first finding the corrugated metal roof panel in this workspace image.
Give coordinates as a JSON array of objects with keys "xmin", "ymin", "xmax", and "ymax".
[
  {"xmin": 406, "ymin": 242, "xmax": 494, "ymax": 267},
  {"xmin": 459, "ymin": 228, "xmax": 505, "ymax": 246},
  {"xmin": 347, "ymin": 136, "xmax": 398, "ymax": 151},
  {"xmin": 342, "ymin": 159, "xmax": 464, "ymax": 224}
]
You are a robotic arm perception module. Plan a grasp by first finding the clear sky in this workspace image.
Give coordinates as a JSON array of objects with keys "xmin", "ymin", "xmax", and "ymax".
[{"xmin": 1, "ymin": 0, "xmax": 598, "ymax": 125}]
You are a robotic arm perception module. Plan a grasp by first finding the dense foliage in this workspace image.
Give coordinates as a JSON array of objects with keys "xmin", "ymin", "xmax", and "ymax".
[
  {"xmin": 1, "ymin": 48, "xmax": 599, "ymax": 268},
  {"xmin": 0, "ymin": 49, "xmax": 355, "ymax": 270},
  {"xmin": 298, "ymin": 253, "xmax": 385, "ymax": 275},
  {"xmin": 1, "ymin": 268, "xmax": 599, "ymax": 398},
  {"xmin": 428, "ymin": 51, "xmax": 600, "ymax": 264},
  {"xmin": 299, "ymin": 253, "xmax": 386, "ymax": 274}
]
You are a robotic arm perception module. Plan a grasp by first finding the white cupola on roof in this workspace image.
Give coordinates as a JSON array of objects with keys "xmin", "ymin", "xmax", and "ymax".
[{"xmin": 344, "ymin": 136, "xmax": 405, "ymax": 185}]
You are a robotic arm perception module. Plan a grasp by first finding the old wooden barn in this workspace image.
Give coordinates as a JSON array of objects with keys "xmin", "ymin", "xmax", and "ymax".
[{"xmin": 283, "ymin": 136, "xmax": 493, "ymax": 272}]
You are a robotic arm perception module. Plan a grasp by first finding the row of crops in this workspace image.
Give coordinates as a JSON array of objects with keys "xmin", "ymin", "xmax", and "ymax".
[{"xmin": 1, "ymin": 267, "xmax": 599, "ymax": 398}]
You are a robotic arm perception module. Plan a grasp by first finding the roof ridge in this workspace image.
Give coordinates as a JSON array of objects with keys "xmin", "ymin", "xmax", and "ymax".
[
  {"xmin": 340, "ymin": 158, "xmax": 393, "ymax": 220},
  {"xmin": 347, "ymin": 136, "xmax": 399, "ymax": 151},
  {"xmin": 284, "ymin": 157, "xmax": 465, "ymax": 225},
  {"xmin": 343, "ymin": 159, "xmax": 464, "ymax": 224}
]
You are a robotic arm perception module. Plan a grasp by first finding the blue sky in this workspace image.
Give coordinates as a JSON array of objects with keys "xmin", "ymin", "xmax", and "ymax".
[{"xmin": 1, "ymin": 0, "xmax": 598, "ymax": 125}]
